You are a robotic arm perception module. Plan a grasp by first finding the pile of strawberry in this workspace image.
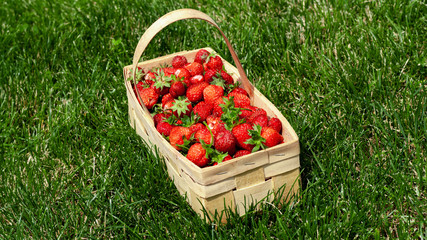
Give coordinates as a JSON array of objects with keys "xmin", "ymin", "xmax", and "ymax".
[{"xmin": 131, "ymin": 49, "xmax": 284, "ymax": 168}]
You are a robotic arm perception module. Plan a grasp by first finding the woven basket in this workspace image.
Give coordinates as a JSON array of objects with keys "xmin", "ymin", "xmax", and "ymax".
[{"xmin": 123, "ymin": 9, "xmax": 301, "ymax": 222}]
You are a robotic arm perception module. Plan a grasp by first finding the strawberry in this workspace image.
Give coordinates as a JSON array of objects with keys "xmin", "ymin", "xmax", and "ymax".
[
  {"xmin": 244, "ymin": 124, "xmax": 267, "ymax": 152},
  {"xmin": 193, "ymin": 101, "xmax": 213, "ymax": 122},
  {"xmin": 185, "ymin": 62, "xmax": 204, "ymax": 76},
  {"xmin": 161, "ymin": 93, "xmax": 174, "ymax": 108},
  {"xmin": 190, "ymin": 75, "xmax": 205, "ymax": 85},
  {"xmin": 186, "ymin": 81, "xmax": 209, "ymax": 103},
  {"xmin": 206, "ymin": 115, "xmax": 226, "ymax": 136},
  {"xmin": 212, "ymin": 122, "xmax": 226, "ymax": 137},
  {"xmin": 136, "ymin": 87, "xmax": 159, "ymax": 110},
  {"xmin": 194, "ymin": 49, "xmax": 210, "ymax": 64},
  {"xmin": 153, "ymin": 112, "xmax": 170, "ymax": 126},
  {"xmin": 203, "ymin": 84, "xmax": 224, "ymax": 104},
  {"xmin": 170, "ymin": 80, "xmax": 186, "ymax": 98},
  {"xmin": 227, "ymin": 92, "xmax": 250, "ymax": 108},
  {"xmin": 162, "ymin": 67, "xmax": 176, "ymax": 76},
  {"xmin": 261, "ymin": 126, "xmax": 284, "ymax": 148},
  {"xmin": 223, "ymin": 155, "xmax": 233, "ymax": 161},
  {"xmin": 204, "ymin": 69, "xmax": 219, "ymax": 83},
  {"xmin": 214, "ymin": 129, "xmax": 236, "ymax": 155},
  {"xmin": 187, "ymin": 143, "xmax": 209, "ymax": 167},
  {"xmin": 174, "ymin": 68, "xmax": 191, "ymax": 87},
  {"xmin": 144, "ymin": 71, "xmax": 156, "ymax": 81},
  {"xmin": 194, "ymin": 127, "xmax": 212, "ymax": 145},
  {"xmin": 163, "ymin": 98, "xmax": 192, "ymax": 118},
  {"xmin": 212, "ymin": 154, "xmax": 232, "ymax": 166},
  {"xmin": 212, "ymin": 97, "xmax": 226, "ymax": 117},
  {"xmin": 247, "ymin": 107, "xmax": 268, "ymax": 123},
  {"xmin": 169, "ymin": 126, "xmax": 192, "ymax": 150},
  {"xmin": 156, "ymin": 121, "xmax": 173, "ymax": 136},
  {"xmin": 172, "ymin": 55, "xmax": 188, "ymax": 69},
  {"xmin": 232, "ymin": 123, "xmax": 254, "ymax": 151},
  {"xmin": 239, "ymin": 106, "xmax": 255, "ymax": 120},
  {"xmin": 207, "ymin": 55, "xmax": 223, "ymax": 71},
  {"xmin": 268, "ymin": 117, "xmax": 282, "ymax": 134},
  {"xmin": 230, "ymin": 87, "xmax": 249, "ymax": 96},
  {"xmin": 220, "ymin": 70, "xmax": 233, "ymax": 84},
  {"xmin": 189, "ymin": 122, "xmax": 205, "ymax": 134},
  {"xmin": 234, "ymin": 150, "xmax": 251, "ymax": 158},
  {"xmin": 251, "ymin": 114, "xmax": 269, "ymax": 127}
]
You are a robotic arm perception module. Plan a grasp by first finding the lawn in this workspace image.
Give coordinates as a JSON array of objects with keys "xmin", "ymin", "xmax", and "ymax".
[{"xmin": 1, "ymin": 0, "xmax": 426, "ymax": 238}]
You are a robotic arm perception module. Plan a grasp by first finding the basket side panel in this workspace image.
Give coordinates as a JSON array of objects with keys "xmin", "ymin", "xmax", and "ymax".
[
  {"xmin": 189, "ymin": 189, "xmax": 235, "ymax": 224},
  {"xmin": 272, "ymin": 168, "xmax": 300, "ymax": 204},
  {"xmin": 264, "ymin": 155, "xmax": 300, "ymax": 178},
  {"xmin": 233, "ymin": 179, "xmax": 274, "ymax": 216}
]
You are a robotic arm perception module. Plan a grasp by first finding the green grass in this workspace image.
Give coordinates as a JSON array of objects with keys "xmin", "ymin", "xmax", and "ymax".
[{"xmin": 1, "ymin": 0, "xmax": 426, "ymax": 238}]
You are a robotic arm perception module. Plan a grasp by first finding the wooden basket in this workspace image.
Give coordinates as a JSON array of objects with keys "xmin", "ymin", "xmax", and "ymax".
[{"xmin": 123, "ymin": 9, "xmax": 301, "ymax": 222}]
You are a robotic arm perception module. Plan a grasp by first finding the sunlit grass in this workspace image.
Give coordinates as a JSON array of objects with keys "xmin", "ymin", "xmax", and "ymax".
[{"xmin": 0, "ymin": 0, "xmax": 425, "ymax": 238}]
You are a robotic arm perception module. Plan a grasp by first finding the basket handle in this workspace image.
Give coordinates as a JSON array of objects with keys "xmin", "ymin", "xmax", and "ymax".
[{"xmin": 131, "ymin": 8, "xmax": 254, "ymax": 118}]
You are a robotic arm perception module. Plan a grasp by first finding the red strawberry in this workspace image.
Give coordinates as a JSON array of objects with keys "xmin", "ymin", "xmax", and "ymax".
[
  {"xmin": 194, "ymin": 49, "xmax": 210, "ymax": 64},
  {"xmin": 261, "ymin": 127, "xmax": 284, "ymax": 148},
  {"xmin": 214, "ymin": 130, "xmax": 236, "ymax": 155},
  {"xmin": 248, "ymin": 107, "xmax": 268, "ymax": 123},
  {"xmin": 203, "ymin": 84, "xmax": 224, "ymax": 104},
  {"xmin": 161, "ymin": 93, "xmax": 174, "ymax": 108},
  {"xmin": 163, "ymin": 98, "xmax": 192, "ymax": 118},
  {"xmin": 153, "ymin": 112, "xmax": 170, "ymax": 126},
  {"xmin": 185, "ymin": 62, "xmax": 204, "ymax": 76},
  {"xmin": 194, "ymin": 127, "xmax": 212, "ymax": 145},
  {"xmin": 212, "ymin": 122, "xmax": 226, "ymax": 137},
  {"xmin": 172, "ymin": 55, "xmax": 188, "ymax": 69},
  {"xmin": 239, "ymin": 106, "xmax": 256, "ymax": 120},
  {"xmin": 212, "ymin": 154, "xmax": 232, "ymax": 166},
  {"xmin": 228, "ymin": 92, "xmax": 250, "ymax": 108},
  {"xmin": 190, "ymin": 75, "xmax": 205, "ymax": 85},
  {"xmin": 204, "ymin": 69, "xmax": 219, "ymax": 83},
  {"xmin": 145, "ymin": 71, "xmax": 156, "ymax": 81},
  {"xmin": 162, "ymin": 67, "xmax": 175, "ymax": 76},
  {"xmin": 187, "ymin": 143, "xmax": 209, "ymax": 167},
  {"xmin": 193, "ymin": 101, "xmax": 213, "ymax": 122},
  {"xmin": 186, "ymin": 81, "xmax": 209, "ymax": 103},
  {"xmin": 189, "ymin": 123, "xmax": 205, "ymax": 134},
  {"xmin": 230, "ymin": 87, "xmax": 248, "ymax": 96},
  {"xmin": 207, "ymin": 56, "xmax": 223, "ymax": 71},
  {"xmin": 206, "ymin": 115, "xmax": 226, "ymax": 136},
  {"xmin": 232, "ymin": 123, "xmax": 254, "ymax": 151},
  {"xmin": 136, "ymin": 87, "xmax": 159, "ymax": 110},
  {"xmin": 156, "ymin": 121, "xmax": 173, "ymax": 136},
  {"xmin": 251, "ymin": 114, "xmax": 269, "ymax": 127},
  {"xmin": 169, "ymin": 126, "xmax": 192, "ymax": 150},
  {"xmin": 220, "ymin": 70, "xmax": 233, "ymax": 84},
  {"xmin": 212, "ymin": 97, "xmax": 226, "ymax": 117},
  {"xmin": 224, "ymin": 155, "xmax": 233, "ymax": 161},
  {"xmin": 174, "ymin": 68, "xmax": 191, "ymax": 86},
  {"xmin": 234, "ymin": 150, "xmax": 251, "ymax": 158},
  {"xmin": 268, "ymin": 117, "xmax": 282, "ymax": 133},
  {"xmin": 170, "ymin": 81, "xmax": 186, "ymax": 98}
]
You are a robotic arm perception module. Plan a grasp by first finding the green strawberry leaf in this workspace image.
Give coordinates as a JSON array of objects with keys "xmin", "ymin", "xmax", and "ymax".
[
  {"xmin": 170, "ymin": 98, "xmax": 191, "ymax": 118},
  {"xmin": 226, "ymin": 81, "xmax": 241, "ymax": 94},
  {"xmin": 220, "ymin": 96, "xmax": 245, "ymax": 131},
  {"xmin": 180, "ymin": 113, "xmax": 200, "ymax": 128},
  {"xmin": 127, "ymin": 67, "xmax": 144, "ymax": 81},
  {"xmin": 211, "ymin": 76, "xmax": 226, "ymax": 89},
  {"xmin": 245, "ymin": 124, "xmax": 267, "ymax": 152},
  {"xmin": 153, "ymin": 69, "xmax": 172, "ymax": 90}
]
